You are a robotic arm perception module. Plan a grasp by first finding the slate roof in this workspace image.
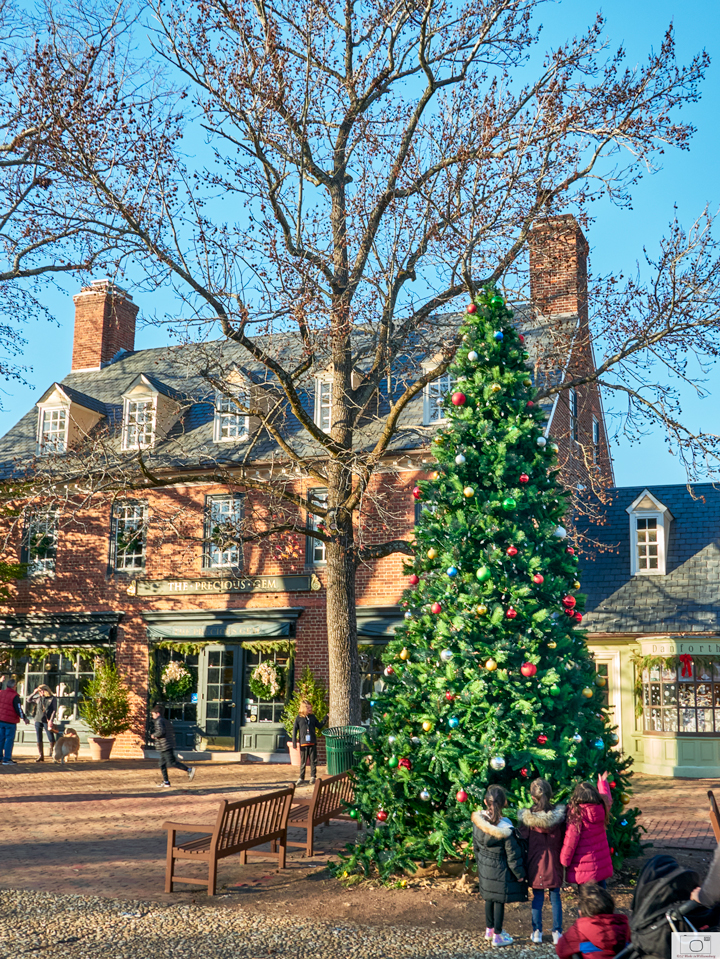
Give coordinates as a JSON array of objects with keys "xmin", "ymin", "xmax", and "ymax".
[
  {"xmin": 580, "ymin": 483, "xmax": 720, "ymax": 635},
  {"xmin": 0, "ymin": 302, "xmax": 565, "ymax": 476}
]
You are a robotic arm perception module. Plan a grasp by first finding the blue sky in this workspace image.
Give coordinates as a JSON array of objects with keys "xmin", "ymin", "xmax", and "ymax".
[{"xmin": 1, "ymin": 0, "xmax": 717, "ymax": 488}]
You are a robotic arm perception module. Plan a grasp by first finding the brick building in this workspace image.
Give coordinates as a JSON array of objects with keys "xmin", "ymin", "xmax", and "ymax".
[{"xmin": 0, "ymin": 215, "xmax": 612, "ymax": 760}]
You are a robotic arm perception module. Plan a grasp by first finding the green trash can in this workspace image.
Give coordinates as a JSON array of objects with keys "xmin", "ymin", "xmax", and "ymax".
[{"xmin": 323, "ymin": 725, "xmax": 366, "ymax": 775}]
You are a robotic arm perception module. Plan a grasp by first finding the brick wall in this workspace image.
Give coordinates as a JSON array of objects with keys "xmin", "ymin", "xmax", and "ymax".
[{"xmin": 71, "ymin": 281, "xmax": 139, "ymax": 371}]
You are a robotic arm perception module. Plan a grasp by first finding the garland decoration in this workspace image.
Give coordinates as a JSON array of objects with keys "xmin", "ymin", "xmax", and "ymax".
[{"xmin": 630, "ymin": 651, "xmax": 714, "ymax": 718}]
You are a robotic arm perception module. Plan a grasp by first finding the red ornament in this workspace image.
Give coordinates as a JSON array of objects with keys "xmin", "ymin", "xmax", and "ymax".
[
  {"xmin": 408, "ymin": 574, "xmax": 420, "ymax": 586},
  {"xmin": 610, "ymin": 848, "xmax": 615, "ymax": 856},
  {"xmin": 376, "ymin": 810, "xmax": 388, "ymax": 822},
  {"xmin": 527, "ymin": 401, "xmax": 535, "ymax": 408},
  {"xmin": 610, "ymin": 781, "xmax": 616, "ymax": 789},
  {"xmin": 562, "ymin": 595, "xmax": 577, "ymax": 609},
  {"xmin": 533, "ymin": 573, "xmax": 544, "ymax": 584},
  {"xmin": 519, "ymin": 473, "xmax": 529, "ymax": 484},
  {"xmin": 445, "ymin": 692, "xmax": 456, "ymax": 702},
  {"xmin": 385, "ymin": 666, "xmax": 395, "ymax": 675},
  {"xmin": 520, "ymin": 662, "xmax": 537, "ymax": 677},
  {"xmin": 536, "ymin": 734, "xmax": 548, "ymax": 745},
  {"xmin": 412, "ymin": 486, "xmax": 422, "ymax": 500},
  {"xmin": 451, "ymin": 391, "xmax": 467, "ymax": 406},
  {"xmin": 456, "ymin": 789, "xmax": 469, "ymax": 803},
  {"xmin": 565, "ymin": 608, "xmax": 576, "ymax": 617},
  {"xmin": 519, "ymin": 334, "xmax": 525, "ymax": 343},
  {"xmin": 520, "ymin": 767, "xmax": 528, "ymax": 778},
  {"xmin": 506, "ymin": 607, "xmax": 517, "ymax": 619},
  {"xmin": 566, "ymin": 547, "xmax": 575, "ymax": 555},
  {"xmin": 431, "ymin": 602, "xmax": 442, "ymax": 614},
  {"xmin": 466, "ymin": 303, "xmax": 477, "ymax": 314},
  {"xmin": 506, "ymin": 545, "xmax": 518, "ymax": 557},
  {"xmin": 574, "ymin": 612, "xmax": 583, "ymax": 623},
  {"xmin": 398, "ymin": 757, "xmax": 412, "ymax": 770}
]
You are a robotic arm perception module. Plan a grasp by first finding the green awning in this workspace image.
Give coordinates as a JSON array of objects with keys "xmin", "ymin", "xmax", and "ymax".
[
  {"xmin": 357, "ymin": 618, "xmax": 402, "ymax": 640},
  {"xmin": 0, "ymin": 613, "xmax": 121, "ymax": 647},
  {"xmin": 147, "ymin": 620, "xmax": 292, "ymax": 641}
]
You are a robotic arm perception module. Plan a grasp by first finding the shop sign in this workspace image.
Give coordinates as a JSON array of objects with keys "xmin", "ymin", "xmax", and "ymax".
[
  {"xmin": 128, "ymin": 574, "xmax": 322, "ymax": 597},
  {"xmin": 640, "ymin": 638, "xmax": 720, "ymax": 656}
]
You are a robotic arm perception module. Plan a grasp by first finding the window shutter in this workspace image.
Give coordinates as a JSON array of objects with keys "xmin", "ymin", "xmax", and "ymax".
[
  {"xmin": 20, "ymin": 518, "xmax": 29, "ymax": 567},
  {"xmin": 108, "ymin": 506, "xmax": 118, "ymax": 573}
]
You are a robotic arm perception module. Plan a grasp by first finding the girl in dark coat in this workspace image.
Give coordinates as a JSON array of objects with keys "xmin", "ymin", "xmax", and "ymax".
[
  {"xmin": 472, "ymin": 784, "xmax": 527, "ymax": 947},
  {"xmin": 518, "ymin": 778, "xmax": 567, "ymax": 944}
]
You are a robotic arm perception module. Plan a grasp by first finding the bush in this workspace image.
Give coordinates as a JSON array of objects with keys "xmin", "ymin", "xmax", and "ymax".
[
  {"xmin": 281, "ymin": 666, "xmax": 329, "ymax": 736},
  {"xmin": 79, "ymin": 660, "xmax": 133, "ymax": 738}
]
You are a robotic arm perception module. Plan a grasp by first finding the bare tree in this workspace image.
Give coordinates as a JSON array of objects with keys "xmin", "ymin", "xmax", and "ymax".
[{"xmin": 5, "ymin": 0, "xmax": 719, "ymax": 723}]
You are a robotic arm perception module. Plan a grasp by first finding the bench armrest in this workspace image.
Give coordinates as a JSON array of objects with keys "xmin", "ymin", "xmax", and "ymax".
[{"xmin": 162, "ymin": 821, "xmax": 214, "ymax": 833}]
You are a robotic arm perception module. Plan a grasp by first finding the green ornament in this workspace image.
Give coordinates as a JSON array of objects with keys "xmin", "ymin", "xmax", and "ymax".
[
  {"xmin": 387, "ymin": 756, "xmax": 399, "ymax": 768},
  {"xmin": 476, "ymin": 566, "xmax": 491, "ymax": 582},
  {"xmin": 550, "ymin": 685, "xmax": 561, "ymax": 697},
  {"xmin": 349, "ymin": 809, "xmax": 359, "ymax": 819},
  {"xmin": 490, "ymin": 294, "xmax": 504, "ymax": 306},
  {"xmin": 502, "ymin": 497, "xmax": 517, "ymax": 511},
  {"xmin": 567, "ymin": 755, "xmax": 578, "ymax": 768}
]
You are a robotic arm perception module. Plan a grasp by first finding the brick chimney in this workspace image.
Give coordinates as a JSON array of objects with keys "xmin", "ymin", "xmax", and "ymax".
[
  {"xmin": 528, "ymin": 215, "xmax": 589, "ymax": 322},
  {"xmin": 71, "ymin": 280, "xmax": 139, "ymax": 371}
]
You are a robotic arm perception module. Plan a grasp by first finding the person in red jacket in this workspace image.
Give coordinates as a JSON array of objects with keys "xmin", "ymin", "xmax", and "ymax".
[
  {"xmin": 556, "ymin": 882, "xmax": 630, "ymax": 959},
  {"xmin": 560, "ymin": 773, "xmax": 613, "ymax": 887},
  {"xmin": 0, "ymin": 678, "xmax": 30, "ymax": 765}
]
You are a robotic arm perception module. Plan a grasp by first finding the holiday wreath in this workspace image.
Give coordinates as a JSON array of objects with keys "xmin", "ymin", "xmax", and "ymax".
[
  {"xmin": 161, "ymin": 661, "xmax": 193, "ymax": 701},
  {"xmin": 249, "ymin": 661, "xmax": 284, "ymax": 700}
]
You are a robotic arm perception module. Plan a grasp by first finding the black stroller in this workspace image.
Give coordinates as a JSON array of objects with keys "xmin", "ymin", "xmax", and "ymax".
[{"xmin": 615, "ymin": 855, "xmax": 720, "ymax": 959}]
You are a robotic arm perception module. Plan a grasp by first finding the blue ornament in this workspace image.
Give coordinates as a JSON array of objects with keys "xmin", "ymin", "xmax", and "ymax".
[
  {"xmin": 494, "ymin": 330, "xmax": 504, "ymax": 341},
  {"xmin": 446, "ymin": 566, "xmax": 458, "ymax": 578},
  {"xmin": 620, "ymin": 819, "xmax": 628, "ymax": 827},
  {"xmin": 448, "ymin": 717, "xmax": 459, "ymax": 728},
  {"xmin": 370, "ymin": 701, "xmax": 377, "ymax": 707},
  {"xmin": 593, "ymin": 738, "xmax": 604, "ymax": 749}
]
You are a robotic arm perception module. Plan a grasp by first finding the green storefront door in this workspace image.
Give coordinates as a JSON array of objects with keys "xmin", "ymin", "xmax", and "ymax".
[{"xmin": 198, "ymin": 645, "xmax": 242, "ymax": 751}]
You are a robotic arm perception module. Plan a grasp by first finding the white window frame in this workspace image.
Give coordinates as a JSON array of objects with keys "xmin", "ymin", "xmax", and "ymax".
[
  {"xmin": 122, "ymin": 396, "xmax": 155, "ymax": 450},
  {"xmin": 627, "ymin": 490, "xmax": 673, "ymax": 577},
  {"xmin": 306, "ymin": 488, "xmax": 328, "ymax": 565},
  {"xmin": 24, "ymin": 509, "xmax": 59, "ymax": 575},
  {"xmin": 592, "ymin": 416, "xmax": 600, "ymax": 463},
  {"xmin": 111, "ymin": 501, "xmax": 148, "ymax": 571},
  {"xmin": 569, "ymin": 388, "xmax": 578, "ymax": 442},
  {"xmin": 423, "ymin": 372, "xmax": 454, "ymax": 426},
  {"xmin": 204, "ymin": 494, "xmax": 244, "ymax": 569},
  {"xmin": 314, "ymin": 379, "xmax": 332, "ymax": 431},
  {"xmin": 213, "ymin": 390, "xmax": 249, "ymax": 443},
  {"xmin": 37, "ymin": 407, "xmax": 68, "ymax": 455}
]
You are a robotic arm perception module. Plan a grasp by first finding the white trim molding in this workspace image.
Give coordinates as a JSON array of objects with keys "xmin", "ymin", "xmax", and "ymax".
[{"xmin": 626, "ymin": 489, "xmax": 674, "ymax": 576}]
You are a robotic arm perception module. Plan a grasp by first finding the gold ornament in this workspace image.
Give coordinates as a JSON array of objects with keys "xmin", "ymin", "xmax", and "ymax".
[
  {"xmin": 620, "ymin": 791, "xmax": 631, "ymax": 805},
  {"xmin": 581, "ymin": 687, "xmax": 594, "ymax": 699},
  {"xmin": 485, "ymin": 658, "xmax": 498, "ymax": 671},
  {"xmin": 547, "ymin": 640, "xmax": 557, "ymax": 649},
  {"xmin": 476, "ymin": 604, "xmax": 488, "ymax": 615},
  {"xmin": 595, "ymin": 675, "xmax": 607, "ymax": 687},
  {"xmin": 463, "ymin": 486, "xmax": 475, "ymax": 498},
  {"xmin": 523, "ymin": 378, "xmax": 532, "ymax": 387},
  {"xmin": 400, "ymin": 648, "xmax": 409, "ymax": 661},
  {"xmin": 430, "ymin": 471, "xmax": 439, "ymax": 480},
  {"xmin": 422, "ymin": 720, "xmax": 433, "ymax": 732},
  {"xmin": 427, "ymin": 548, "xmax": 438, "ymax": 559},
  {"xmin": 490, "ymin": 383, "xmax": 502, "ymax": 394},
  {"xmin": 573, "ymin": 581, "xmax": 581, "ymax": 589}
]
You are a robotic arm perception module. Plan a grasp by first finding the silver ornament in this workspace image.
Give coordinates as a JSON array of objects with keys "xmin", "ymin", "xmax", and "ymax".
[
  {"xmin": 436, "ymin": 396, "xmax": 444, "ymax": 406},
  {"xmin": 572, "ymin": 733, "xmax": 582, "ymax": 744},
  {"xmin": 440, "ymin": 649, "xmax": 454, "ymax": 662},
  {"xmin": 554, "ymin": 525, "xmax": 567, "ymax": 538},
  {"xmin": 536, "ymin": 436, "xmax": 547, "ymax": 447},
  {"xmin": 411, "ymin": 736, "xmax": 421, "ymax": 745},
  {"xmin": 420, "ymin": 789, "xmax": 431, "ymax": 801},
  {"xmin": 388, "ymin": 736, "xmax": 396, "ymax": 745},
  {"xmin": 455, "ymin": 453, "xmax": 466, "ymax": 465},
  {"xmin": 404, "ymin": 611, "xmax": 413, "ymax": 620},
  {"xmin": 490, "ymin": 755, "xmax": 506, "ymax": 771},
  {"xmin": 467, "ymin": 350, "xmax": 479, "ymax": 362}
]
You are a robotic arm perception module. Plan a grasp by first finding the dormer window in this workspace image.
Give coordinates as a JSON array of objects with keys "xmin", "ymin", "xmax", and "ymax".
[
  {"xmin": 123, "ymin": 397, "xmax": 154, "ymax": 450},
  {"xmin": 423, "ymin": 371, "xmax": 453, "ymax": 426},
  {"xmin": 627, "ymin": 489, "xmax": 673, "ymax": 576},
  {"xmin": 214, "ymin": 390, "xmax": 249, "ymax": 443},
  {"xmin": 315, "ymin": 379, "xmax": 332, "ymax": 431},
  {"xmin": 38, "ymin": 408, "xmax": 67, "ymax": 455}
]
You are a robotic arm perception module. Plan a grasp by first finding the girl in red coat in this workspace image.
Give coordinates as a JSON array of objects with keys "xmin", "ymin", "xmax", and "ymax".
[
  {"xmin": 518, "ymin": 778, "xmax": 567, "ymax": 944},
  {"xmin": 560, "ymin": 773, "xmax": 613, "ymax": 887},
  {"xmin": 556, "ymin": 882, "xmax": 629, "ymax": 959}
]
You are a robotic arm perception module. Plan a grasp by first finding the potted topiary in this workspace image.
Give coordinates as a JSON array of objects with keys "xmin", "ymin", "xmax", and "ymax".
[
  {"xmin": 79, "ymin": 660, "xmax": 133, "ymax": 760},
  {"xmin": 281, "ymin": 666, "xmax": 329, "ymax": 766}
]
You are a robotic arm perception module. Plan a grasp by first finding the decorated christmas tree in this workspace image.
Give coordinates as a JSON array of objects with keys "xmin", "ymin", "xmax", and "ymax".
[{"xmin": 339, "ymin": 287, "xmax": 642, "ymax": 879}]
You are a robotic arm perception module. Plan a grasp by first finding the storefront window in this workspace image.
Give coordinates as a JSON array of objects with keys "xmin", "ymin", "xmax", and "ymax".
[
  {"xmin": 359, "ymin": 643, "xmax": 387, "ymax": 723},
  {"xmin": 22, "ymin": 653, "xmax": 96, "ymax": 722},
  {"xmin": 243, "ymin": 646, "xmax": 289, "ymax": 725},
  {"xmin": 642, "ymin": 660, "xmax": 720, "ymax": 734},
  {"xmin": 157, "ymin": 648, "xmax": 199, "ymax": 724}
]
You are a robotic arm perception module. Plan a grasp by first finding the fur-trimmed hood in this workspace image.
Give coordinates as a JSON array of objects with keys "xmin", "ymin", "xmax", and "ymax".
[
  {"xmin": 517, "ymin": 804, "xmax": 566, "ymax": 830},
  {"xmin": 471, "ymin": 810, "xmax": 513, "ymax": 838}
]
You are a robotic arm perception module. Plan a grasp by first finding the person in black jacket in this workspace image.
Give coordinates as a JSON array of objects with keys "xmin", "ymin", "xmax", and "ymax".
[
  {"xmin": 292, "ymin": 700, "xmax": 325, "ymax": 786},
  {"xmin": 472, "ymin": 784, "xmax": 528, "ymax": 948},
  {"xmin": 26, "ymin": 684, "xmax": 57, "ymax": 763},
  {"xmin": 150, "ymin": 705, "xmax": 195, "ymax": 788}
]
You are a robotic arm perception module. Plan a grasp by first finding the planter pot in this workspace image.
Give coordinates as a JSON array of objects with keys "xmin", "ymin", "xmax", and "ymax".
[
  {"xmin": 288, "ymin": 743, "xmax": 302, "ymax": 766},
  {"xmin": 88, "ymin": 737, "xmax": 116, "ymax": 761}
]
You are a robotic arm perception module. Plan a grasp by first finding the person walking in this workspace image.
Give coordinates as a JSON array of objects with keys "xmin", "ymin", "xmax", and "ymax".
[
  {"xmin": 472, "ymin": 784, "xmax": 527, "ymax": 947},
  {"xmin": 518, "ymin": 778, "xmax": 567, "ymax": 944},
  {"xmin": 292, "ymin": 700, "xmax": 325, "ymax": 786},
  {"xmin": 560, "ymin": 773, "xmax": 613, "ymax": 888},
  {"xmin": 0, "ymin": 678, "xmax": 30, "ymax": 765},
  {"xmin": 27, "ymin": 684, "xmax": 57, "ymax": 762},
  {"xmin": 150, "ymin": 704, "xmax": 195, "ymax": 788}
]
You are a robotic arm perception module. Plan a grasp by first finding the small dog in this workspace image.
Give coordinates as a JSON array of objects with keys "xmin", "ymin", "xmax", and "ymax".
[{"xmin": 53, "ymin": 728, "xmax": 80, "ymax": 763}]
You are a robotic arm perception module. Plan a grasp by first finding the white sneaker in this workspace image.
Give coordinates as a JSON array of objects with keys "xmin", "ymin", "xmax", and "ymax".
[
  {"xmin": 485, "ymin": 928, "xmax": 494, "ymax": 940},
  {"xmin": 157, "ymin": 781, "xmax": 171, "ymax": 788},
  {"xmin": 187, "ymin": 767, "xmax": 196, "ymax": 782},
  {"xmin": 552, "ymin": 931, "xmax": 562, "ymax": 945},
  {"xmin": 531, "ymin": 930, "xmax": 543, "ymax": 944},
  {"xmin": 493, "ymin": 932, "xmax": 514, "ymax": 947}
]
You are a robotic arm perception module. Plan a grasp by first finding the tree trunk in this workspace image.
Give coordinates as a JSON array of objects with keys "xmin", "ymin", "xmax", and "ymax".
[{"xmin": 325, "ymin": 520, "xmax": 360, "ymax": 727}]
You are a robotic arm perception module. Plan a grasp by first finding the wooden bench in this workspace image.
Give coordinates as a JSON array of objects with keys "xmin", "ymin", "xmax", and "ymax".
[
  {"xmin": 709, "ymin": 789, "xmax": 720, "ymax": 843},
  {"xmin": 162, "ymin": 786, "xmax": 295, "ymax": 896},
  {"xmin": 287, "ymin": 772, "xmax": 358, "ymax": 857}
]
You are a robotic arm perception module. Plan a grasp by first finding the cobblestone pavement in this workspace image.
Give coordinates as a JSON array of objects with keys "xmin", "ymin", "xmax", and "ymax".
[
  {"xmin": 632, "ymin": 773, "xmax": 720, "ymax": 850},
  {"xmin": 0, "ymin": 888, "xmax": 557, "ymax": 959}
]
